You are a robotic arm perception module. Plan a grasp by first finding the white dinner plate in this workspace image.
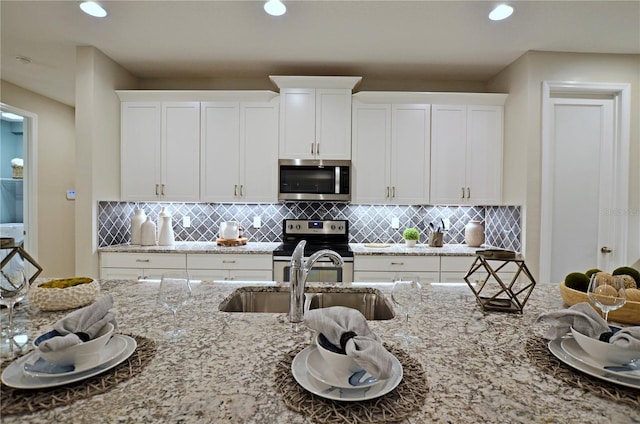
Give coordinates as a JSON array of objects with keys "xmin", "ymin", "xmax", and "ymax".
[
  {"xmin": 561, "ymin": 337, "xmax": 640, "ymax": 381},
  {"xmin": 305, "ymin": 346, "xmax": 380, "ymax": 389},
  {"xmin": 291, "ymin": 346, "xmax": 403, "ymax": 401},
  {"xmin": 1, "ymin": 334, "xmax": 137, "ymax": 389},
  {"xmin": 548, "ymin": 338, "xmax": 640, "ymax": 389},
  {"xmin": 23, "ymin": 335, "xmax": 128, "ymax": 378}
]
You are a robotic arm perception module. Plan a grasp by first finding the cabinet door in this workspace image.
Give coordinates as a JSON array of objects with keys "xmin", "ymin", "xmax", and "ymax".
[
  {"xmin": 315, "ymin": 89, "xmax": 352, "ymax": 159},
  {"xmin": 279, "ymin": 88, "xmax": 316, "ymax": 159},
  {"xmin": 466, "ymin": 105, "xmax": 503, "ymax": 204},
  {"xmin": 352, "ymin": 103, "xmax": 391, "ymax": 203},
  {"xmin": 161, "ymin": 102, "xmax": 201, "ymax": 201},
  {"xmin": 200, "ymin": 102, "xmax": 241, "ymax": 202},
  {"xmin": 391, "ymin": 104, "xmax": 431, "ymax": 204},
  {"xmin": 430, "ymin": 105, "xmax": 468, "ymax": 204},
  {"xmin": 121, "ymin": 102, "xmax": 161, "ymax": 201},
  {"xmin": 240, "ymin": 100, "xmax": 279, "ymax": 202},
  {"xmin": 228, "ymin": 270, "xmax": 274, "ymax": 281}
]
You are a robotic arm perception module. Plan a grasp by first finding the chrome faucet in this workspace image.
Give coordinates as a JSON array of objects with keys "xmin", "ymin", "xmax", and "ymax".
[{"xmin": 289, "ymin": 240, "xmax": 344, "ymax": 323}]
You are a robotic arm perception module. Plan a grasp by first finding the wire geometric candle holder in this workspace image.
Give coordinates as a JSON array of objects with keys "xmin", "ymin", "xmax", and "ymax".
[
  {"xmin": 463, "ymin": 251, "xmax": 537, "ymax": 314},
  {"xmin": 1, "ymin": 239, "xmax": 43, "ymax": 285}
]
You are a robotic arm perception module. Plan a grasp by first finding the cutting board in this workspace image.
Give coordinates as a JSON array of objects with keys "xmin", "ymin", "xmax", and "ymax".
[{"xmin": 216, "ymin": 237, "xmax": 248, "ymax": 246}]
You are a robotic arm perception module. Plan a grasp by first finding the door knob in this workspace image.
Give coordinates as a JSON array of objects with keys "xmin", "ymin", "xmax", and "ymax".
[{"xmin": 600, "ymin": 246, "xmax": 613, "ymax": 253}]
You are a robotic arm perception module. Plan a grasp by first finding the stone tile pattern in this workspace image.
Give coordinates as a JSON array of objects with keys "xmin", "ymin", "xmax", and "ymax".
[{"xmin": 98, "ymin": 202, "xmax": 521, "ymax": 251}]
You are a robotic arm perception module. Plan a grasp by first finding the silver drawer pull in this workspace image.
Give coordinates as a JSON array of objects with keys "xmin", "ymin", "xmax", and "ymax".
[
  {"xmin": 390, "ymin": 262, "xmax": 404, "ymax": 266},
  {"xmin": 135, "ymin": 259, "xmax": 150, "ymax": 263},
  {"xmin": 222, "ymin": 260, "xmax": 236, "ymax": 264}
]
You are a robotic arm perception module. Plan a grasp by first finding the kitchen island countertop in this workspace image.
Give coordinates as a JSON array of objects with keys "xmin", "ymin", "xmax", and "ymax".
[{"xmin": 3, "ymin": 280, "xmax": 638, "ymax": 423}]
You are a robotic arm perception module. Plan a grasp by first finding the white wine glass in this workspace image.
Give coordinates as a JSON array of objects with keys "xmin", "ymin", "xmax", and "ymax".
[
  {"xmin": 0, "ymin": 267, "xmax": 29, "ymax": 358},
  {"xmin": 587, "ymin": 274, "xmax": 626, "ymax": 322},
  {"xmin": 391, "ymin": 276, "xmax": 422, "ymax": 345},
  {"xmin": 158, "ymin": 271, "xmax": 192, "ymax": 342}
]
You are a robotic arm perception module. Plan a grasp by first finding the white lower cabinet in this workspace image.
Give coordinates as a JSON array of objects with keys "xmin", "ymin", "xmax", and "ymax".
[
  {"xmin": 354, "ymin": 256, "xmax": 440, "ymax": 283},
  {"xmin": 100, "ymin": 252, "xmax": 187, "ymax": 280},
  {"xmin": 440, "ymin": 256, "xmax": 518, "ymax": 284},
  {"xmin": 186, "ymin": 254, "xmax": 273, "ymax": 281}
]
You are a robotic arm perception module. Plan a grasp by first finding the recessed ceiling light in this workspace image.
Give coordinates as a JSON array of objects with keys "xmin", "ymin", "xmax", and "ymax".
[
  {"xmin": 489, "ymin": 4, "xmax": 514, "ymax": 21},
  {"xmin": 80, "ymin": 1, "xmax": 107, "ymax": 18},
  {"xmin": 264, "ymin": 0, "xmax": 286, "ymax": 17}
]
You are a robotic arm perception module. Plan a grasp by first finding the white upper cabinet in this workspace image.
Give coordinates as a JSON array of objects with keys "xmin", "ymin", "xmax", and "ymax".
[
  {"xmin": 430, "ymin": 104, "xmax": 504, "ymax": 204},
  {"xmin": 201, "ymin": 99, "xmax": 279, "ymax": 202},
  {"xmin": 271, "ymin": 76, "xmax": 361, "ymax": 160},
  {"xmin": 121, "ymin": 101, "xmax": 200, "ymax": 202},
  {"xmin": 352, "ymin": 97, "xmax": 430, "ymax": 204}
]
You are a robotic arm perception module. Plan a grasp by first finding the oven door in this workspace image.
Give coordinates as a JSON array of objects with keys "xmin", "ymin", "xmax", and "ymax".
[{"xmin": 273, "ymin": 256, "xmax": 353, "ymax": 283}]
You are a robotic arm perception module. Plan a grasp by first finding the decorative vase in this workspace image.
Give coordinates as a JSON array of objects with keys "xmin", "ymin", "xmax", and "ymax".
[
  {"xmin": 141, "ymin": 217, "xmax": 157, "ymax": 246},
  {"xmin": 405, "ymin": 239, "xmax": 417, "ymax": 248},
  {"xmin": 465, "ymin": 220, "xmax": 485, "ymax": 247},
  {"xmin": 157, "ymin": 207, "xmax": 170, "ymax": 240},
  {"xmin": 158, "ymin": 215, "xmax": 175, "ymax": 246},
  {"xmin": 130, "ymin": 209, "xmax": 146, "ymax": 245}
]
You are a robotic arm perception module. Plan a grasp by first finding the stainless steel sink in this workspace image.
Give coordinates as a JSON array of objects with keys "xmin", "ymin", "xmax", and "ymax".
[{"xmin": 219, "ymin": 287, "xmax": 394, "ymax": 320}]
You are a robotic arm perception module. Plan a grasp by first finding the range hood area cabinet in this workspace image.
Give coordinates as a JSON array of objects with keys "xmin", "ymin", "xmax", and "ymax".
[
  {"xmin": 200, "ymin": 99, "xmax": 279, "ymax": 203},
  {"xmin": 270, "ymin": 76, "xmax": 362, "ymax": 160},
  {"xmin": 120, "ymin": 101, "xmax": 200, "ymax": 202},
  {"xmin": 430, "ymin": 104, "xmax": 504, "ymax": 205},
  {"xmin": 351, "ymin": 100, "xmax": 431, "ymax": 204}
]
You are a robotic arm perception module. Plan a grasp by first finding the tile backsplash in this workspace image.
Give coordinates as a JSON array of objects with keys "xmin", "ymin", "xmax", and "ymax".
[{"xmin": 98, "ymin": 202, "xmax": 521, "ymax": 252}]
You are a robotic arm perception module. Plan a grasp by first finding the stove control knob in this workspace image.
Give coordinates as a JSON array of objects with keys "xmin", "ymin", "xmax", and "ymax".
[
  {"xmin": 295, "ymin": 224, "xmax": 301, "ymax": 230},
  {"xmin": 331, "ymin": 225, "xmax": 336, "ymax": 230}
]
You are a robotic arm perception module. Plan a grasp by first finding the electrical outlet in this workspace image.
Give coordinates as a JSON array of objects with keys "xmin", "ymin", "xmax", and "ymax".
[
  {"xmin": 182, "ymin": 216, "xmax": 191, "ymax": 228},
  {"xmin": 253, "ymin": 216, "xmax": 261, "ymax": 229},
  {"xmin": 442, "ymin": 218, "xmax": 450, "ymax": 231},
  {"xmin": 391, "ymin": 216, "xmax": 400, "ymax": 229}
]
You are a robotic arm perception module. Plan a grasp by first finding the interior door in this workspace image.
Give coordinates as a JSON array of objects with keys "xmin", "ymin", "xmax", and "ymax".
[{"xmin": 544, "ymin": 97, "xmax": 618, "ymax": 282}]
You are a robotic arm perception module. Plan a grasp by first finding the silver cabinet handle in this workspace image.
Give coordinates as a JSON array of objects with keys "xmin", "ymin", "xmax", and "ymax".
[
  {"xmin": 155, "ymin": 184, "xmax": 160, "ymax": 196},
  {"xmin": 461, "ymin": 187, "xmax": 465, "ymax": 199},
  {"xmin": 135, "ymin": 259, "xmax": 150, "ymax": 263},
  {"xmin": 386, "ymin": 187, "xmax": 390, "ymax": 198},
  {"xmin": 234, "ymin": 184, "xmax": 238, "ymax": 196},
  {"xmin": 161, "ymin": 184, "xmax": 165, "ymax": 196},
  {"xmin": 466, "ymin": 187, "xmax": 470, "ymax": 199},
  {"xmin": 240, "ymin": 185, "xmax": 244, "ymax": 196},
  {"xmin": 222, "ymin": 260, "xmax": 236, "ymax": 264},
  {"xmin": 316, "ymin": 143, "xmax": 319, "ymax": 155},
  {"xmin": 601, "ymin": 246, "xmax": 613, "ymax": 253},
  {"xmin": 390, "ymin": 262, "xmax": 404, "ymax": 266},
  {"xmin": 311, "ymin": 143, "xmax": 315, "ymax": 155},
  {"xmin": 391, "ymin": 186, "xmax": 396, "ymax": 198}
]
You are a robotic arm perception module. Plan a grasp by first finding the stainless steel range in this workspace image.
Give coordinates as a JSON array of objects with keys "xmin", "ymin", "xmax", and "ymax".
[{"xmin": 272, "ymin": 219, "xmax": 354, "ymax": 283}]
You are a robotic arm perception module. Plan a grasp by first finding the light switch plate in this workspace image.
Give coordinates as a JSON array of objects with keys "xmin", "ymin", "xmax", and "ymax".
[
  {"xmin": 253, "ymin": 216, "xmax": 261, "ymax": 229},
  {"xmin": 182, "ymin": 216, "xmax": 191, "ymax": 228}
]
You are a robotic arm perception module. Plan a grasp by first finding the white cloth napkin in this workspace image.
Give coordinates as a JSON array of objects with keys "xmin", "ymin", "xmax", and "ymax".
[
  {"xmin": 536, "ymin": 302, "xmax": 610, "ymax": 340},
  {"xmin": 610, "ymin": 327, "xmax": 640, "ymax": 351},
  {"xmin": 537, "ymin": 302, "xmax": 640, "ymax": 351},
  {"xmin": 38, "ymin": 295, "xmax": 117, "ymax": 352},
  {"xmin": 304, "ymin": 306, "xmax": 394, "ymax": 380}
]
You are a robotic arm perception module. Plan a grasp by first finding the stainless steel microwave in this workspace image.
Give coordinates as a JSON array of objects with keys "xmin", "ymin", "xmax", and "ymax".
[{"xmin": 278, "ymin": 159, "xmax": 351, "ymax": 202}]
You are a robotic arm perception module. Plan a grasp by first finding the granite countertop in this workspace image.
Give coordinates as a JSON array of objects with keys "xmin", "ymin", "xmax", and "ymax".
[
  {"xmin": 99, "ymin": 241, "xmax": 495, "ymax": 257},
  {"xmin": 98, "ymin": 241, "xmax": 282, "ymax": 254},
  {"xmin": 4, "ymin": 280, "xmax": 638, "ymax": 423}
]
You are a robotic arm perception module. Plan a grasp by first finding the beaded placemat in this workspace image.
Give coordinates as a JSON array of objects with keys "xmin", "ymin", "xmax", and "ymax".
[
  {"xmin": 0, "ymin": 334, "xmax": 157, "ymax": 416},
  {"xmin": 274, "ymin": 343, "xmax": 428, "ymax": 424},
  {"xmin": 525, "ymin": 336, "xmax": 640, "ymax": 407}
]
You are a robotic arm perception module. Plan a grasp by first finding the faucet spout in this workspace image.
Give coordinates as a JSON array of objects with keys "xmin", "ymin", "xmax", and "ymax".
[{"xmin": 289, "ymin": 240, "xmax": 344, "ymax": 323}]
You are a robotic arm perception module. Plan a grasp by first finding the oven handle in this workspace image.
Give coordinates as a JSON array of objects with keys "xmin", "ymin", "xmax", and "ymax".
[{"xmin": 273, "ymin": 256, "xmax": 353, "ymax": 263}]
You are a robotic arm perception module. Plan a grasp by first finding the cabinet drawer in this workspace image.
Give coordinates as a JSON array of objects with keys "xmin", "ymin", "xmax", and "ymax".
[
  {"xmin": 354, "ymin": 256, "xmax": 439, "ymax": 272},
  {"xmin": 100, "ymin": 252, "xmax": 186, "ymax": 269},
  {"xmin": 186, "ymin": 254, "xmax": 271, "ymax": 270},
  {"xmin": 440, "ymin": 256, "xmax": 475, "ymax": 272}
]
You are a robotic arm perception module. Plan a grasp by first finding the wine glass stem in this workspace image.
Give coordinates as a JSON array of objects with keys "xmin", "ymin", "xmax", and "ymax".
[
  {"xmin": 404, "ymin": 312, "xmax": 409, "ymax": 334},
  {"xmin": 603, "ymin": 310, "xmax": 609, "ymax": 322},
  {"xmin": 7, "ymin": 304, "xmax": 15, "ymax": 353}
]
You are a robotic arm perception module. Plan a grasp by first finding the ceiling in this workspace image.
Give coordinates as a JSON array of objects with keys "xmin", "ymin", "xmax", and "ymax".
[{"xmin": 1, "ymin": 0, "xmax": 639, "ymax": 107}]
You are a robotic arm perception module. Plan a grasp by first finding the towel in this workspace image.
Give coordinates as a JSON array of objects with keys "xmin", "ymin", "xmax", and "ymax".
[
  {"xmin": 304, "ymin": 306, "xmax": 394, "ymax": 380},
  {"xmin": 38, "ymin": 295, "xmax": 117, "ymax": 352},
  {"xmin": 536, "ymin": 302, "xmax": 610, "ymax": 340}
]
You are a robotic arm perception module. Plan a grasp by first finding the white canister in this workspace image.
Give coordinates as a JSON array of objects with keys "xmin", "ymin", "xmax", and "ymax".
[
  {"xmin": 130, "ymin": 209, "xmax": 146, "ymax": 245},
  {"xmin": 158, "ymin": 215, "xmax": 175, "ymax": 246},
  {"xmin": 141, "ymin": 217, "xmax": 157, "ymax": 246},
  {"xmin": 157, "ymin": 207, "xmax": 170, "ymax": 240},
  {"xmin": 464, "ymin": 220, "xmax": 485, "ymax": 247}
]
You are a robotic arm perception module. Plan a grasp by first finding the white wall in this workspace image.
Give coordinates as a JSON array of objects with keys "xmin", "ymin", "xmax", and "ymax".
[
  {"xmin": 0, "ymin": 81, "xmax": 76, "ymax": 277},
  {"xmin": 489, "ymin": 51, "xmax": 640, "ymax": 280},
  {"xmin": 75, "ymin": 47, "xmax": 137, "ymax": 277}
]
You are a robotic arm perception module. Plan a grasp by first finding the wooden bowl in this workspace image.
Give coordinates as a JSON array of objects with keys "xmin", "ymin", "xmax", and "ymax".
[{"xmin": 559, "ymin": 281, "xmax": 640, "ymax": 325}]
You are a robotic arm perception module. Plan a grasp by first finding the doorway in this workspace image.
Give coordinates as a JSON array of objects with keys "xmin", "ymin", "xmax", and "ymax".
[
  {"xmin": 0, "ymin": 103, "xmax": 37, "ymax": 258},
  {"xmin": 540, "ymin": 82, "xmax": 630, "ymax": 283}
]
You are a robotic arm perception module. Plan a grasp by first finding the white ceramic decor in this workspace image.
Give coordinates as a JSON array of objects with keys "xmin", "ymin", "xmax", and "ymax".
[
  {"xmin": 130, "ymin": 209, "xmax": 146, "ymax": 245},
  {"xmin": 464, "ymin": 220, "xmax": 484, "ymax": 247},
  {"xmin": 158, "ymin": 215, "xmax": 175, "ymax": 246},
  {"xmin": 141, "ymin": 217, "xmax": 157, "ymax": 246}
]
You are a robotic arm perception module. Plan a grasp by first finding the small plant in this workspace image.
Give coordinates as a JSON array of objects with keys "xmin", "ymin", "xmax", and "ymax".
[{"xmin": 402, "ymin": 228, "xmax": 420, "ymax": 241}]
